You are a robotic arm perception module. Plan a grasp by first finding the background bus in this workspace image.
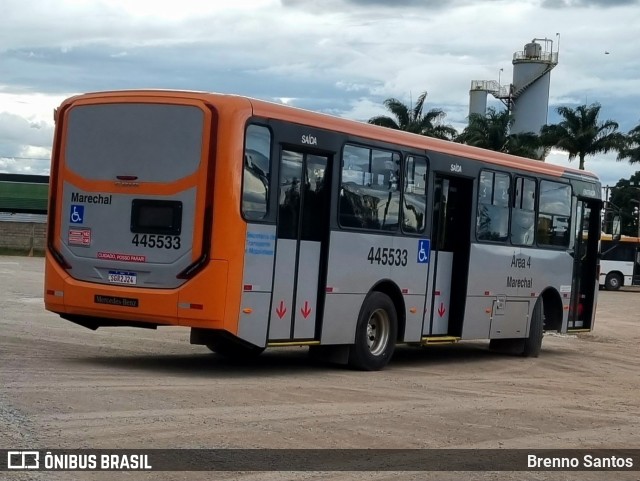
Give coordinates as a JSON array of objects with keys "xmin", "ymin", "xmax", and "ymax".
[
  {"xmin": 600, "ymin": 233, "xmax": 640, "ymax": 290},
  {"xmin": 44, "ymin": 90, "xmax": 602, "ymax": 370}
]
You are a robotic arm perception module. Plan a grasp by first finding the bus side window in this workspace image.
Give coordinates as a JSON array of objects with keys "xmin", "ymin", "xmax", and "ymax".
[
  {"xmin": 476, "ymin": 170, "xmax": 510, "ymax": 242},
  {"xmin": 242, "ymin": 125, "xmax": 272, "ymax": 220},
  {"xmin": 537, "ymin": 215, "xmax": 552, "ymax": 245},
  {"xmin": 339, "ymin": 145, "xmax": 369, "ymax": 228},
  {"xmin": 511, "ymin": 177, "xmax": 536, "ymax": 245},
  {"xmin": 402, "ymin": 155, "xmax": 427, "ymax": 234},
  {"xmin": 339, "ymin": 144, "xmax": 400, "ymax": 231},
  {"xmin": 537, "ymin": 181, "xmax": 571, "ymax": 247}
]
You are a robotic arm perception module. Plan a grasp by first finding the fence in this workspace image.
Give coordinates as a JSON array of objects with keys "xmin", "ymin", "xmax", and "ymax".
[{"xmin": 0, "ymin": 219, "xmax": 46, "ymax": 256}]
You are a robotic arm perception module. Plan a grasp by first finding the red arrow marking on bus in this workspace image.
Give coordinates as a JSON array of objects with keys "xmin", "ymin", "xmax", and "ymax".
[
  {"xmin": 301, "ymin": 301, "xmax": 312, "ymax": 319},
  {"xmin": 437, "ymin": 303, "xmax": 446, "ymax": 318},
  {"xmin": 276, "ymin": 301, "xmax": 287, "ymax": 319}
]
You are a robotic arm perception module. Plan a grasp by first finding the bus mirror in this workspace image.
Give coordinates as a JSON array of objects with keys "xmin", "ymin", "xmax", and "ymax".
[{"xmin": 612, "ymin": 215, "xmax": 621, "ymax": 241}]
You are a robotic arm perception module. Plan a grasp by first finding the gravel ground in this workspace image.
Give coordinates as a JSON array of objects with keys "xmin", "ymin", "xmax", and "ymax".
[{"xmin": 1, "ymin": 256, "xmax": 639, "ymax": 481}]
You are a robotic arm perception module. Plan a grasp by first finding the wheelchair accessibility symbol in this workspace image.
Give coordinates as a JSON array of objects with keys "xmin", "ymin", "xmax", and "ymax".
[
  {"xmin": 417, "ymin": 239, "xmax": 430, "ymax": 263},
  {"xmin": 70, "ymin": 205, "xmax": 84, "ymax": 224}
]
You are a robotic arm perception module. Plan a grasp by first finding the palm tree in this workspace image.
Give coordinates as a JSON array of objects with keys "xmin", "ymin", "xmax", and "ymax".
[
  {"xmin": 368, "ymin": 91, "xmax": 457, "ymax": 140},
  {"xmin": 608, "ymin": 172, "xmax": 640, "ymax": 236},
  {"xmin": 617, "ymin": 124, "xmax": 640, "ymax": 164},
  {"xmin": 540, "ymin": 103, "xmax": 625, "ymax": 170},
  {"xmin": 457, "ymin": 107, "xmax": 544, "ymax": 160}
]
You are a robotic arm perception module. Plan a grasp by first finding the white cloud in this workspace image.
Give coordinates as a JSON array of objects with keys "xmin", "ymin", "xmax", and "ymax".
[
  {"xmin": 545, "ymin": 149, "xmax": 639, "ymax": 187},
  {"xmin": 0, "ymin": 156, "xmax": 50, "ymax": 175},
  {"xmin": 0, "ymin": 111, "xmax": 54, "ymax": 148},
  {"xmin": 0, "ymin": 91, "xmax": 68, "ymax": 124},
  {"xmin": 0, "ymin": 0, "xmax": 639, "ymax": 185}
]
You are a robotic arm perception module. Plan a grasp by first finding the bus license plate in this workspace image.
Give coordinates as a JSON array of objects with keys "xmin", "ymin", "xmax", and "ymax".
[{"xmin": 107, "ymin": 271, "xmax": 137, "ymax": 285}]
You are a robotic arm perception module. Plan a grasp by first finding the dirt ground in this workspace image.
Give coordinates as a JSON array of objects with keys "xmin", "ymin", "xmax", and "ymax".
[{"xmin": 1, "ymin": 256, "xmax": 639, "ymax": 481}]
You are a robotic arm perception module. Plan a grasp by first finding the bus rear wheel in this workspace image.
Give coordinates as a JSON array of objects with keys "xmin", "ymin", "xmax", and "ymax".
[
  {"xmin": 604, "ymin": 272, "xmax": 622, "ymax": 291},
  {"xmin": 348, "ymin": 292, "xmax": 397, "ymax": 371}
]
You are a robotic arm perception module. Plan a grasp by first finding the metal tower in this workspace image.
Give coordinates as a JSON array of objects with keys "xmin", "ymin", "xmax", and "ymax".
[{"xmin": 469, "ymin": 37, "xmax": 559, "ymax": 135}]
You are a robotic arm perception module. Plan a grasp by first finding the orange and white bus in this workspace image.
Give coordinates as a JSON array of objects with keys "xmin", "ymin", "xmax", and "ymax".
[{"xmin": 44, "ymin": 90, "xmax": 602, "ymax": 370}]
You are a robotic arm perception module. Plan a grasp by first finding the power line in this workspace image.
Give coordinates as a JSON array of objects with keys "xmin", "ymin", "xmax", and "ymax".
[{"xmin": 0, "ymin": 156, "xmax": 50, "ymax": 161}]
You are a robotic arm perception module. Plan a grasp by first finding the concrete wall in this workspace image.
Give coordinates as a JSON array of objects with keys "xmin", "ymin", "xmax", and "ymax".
[{"xmin": 0, "ymin": 221, "xmax": 46, "ymax": 256}]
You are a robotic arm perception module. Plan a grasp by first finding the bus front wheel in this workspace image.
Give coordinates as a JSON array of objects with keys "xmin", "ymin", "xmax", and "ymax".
[
  {"xmin": 522, "ymin": 297, "xmax": 544, "ymax": 357},
  {"xmin": 604, "ymin": 273, "xmax": 622, "ymax": 291},
  {"xmin": 348, "ymin": 292, "xmax": 397, "ymax": 371}
]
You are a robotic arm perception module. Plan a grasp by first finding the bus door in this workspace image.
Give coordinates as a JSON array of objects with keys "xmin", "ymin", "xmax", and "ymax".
[
  {"xmin": 268, "ymin": 149, "xmax": 331, "ymax": 341},
  {"xmin": 568, "ymin": 199, "xmax": 600, "ymax": 329},
  {"xmin": 424, "ymin": 175, "xmax": 473, "ymax": 337}
]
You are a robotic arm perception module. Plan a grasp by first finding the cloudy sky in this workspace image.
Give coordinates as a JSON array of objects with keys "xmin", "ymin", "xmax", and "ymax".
[{"xmin": 1, "ymin": 0, "xmax": 639, "ymax": 187}]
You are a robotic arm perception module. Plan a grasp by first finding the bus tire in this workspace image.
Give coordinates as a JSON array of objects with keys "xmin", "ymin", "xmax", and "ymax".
[
  {"xmin": 348, "ymin": 292, "xmax": 397, "ymax": 371},
  {"xmin": 522, "ymin": 298, "xmax": 544, "ymax": 358},
  {"xmin": 206, "ymin": 333, "xmax": 265, "ymax": 359},
  {"xmin": 604, "ymin": 272, "xmax": 622, "ymax": 291}
]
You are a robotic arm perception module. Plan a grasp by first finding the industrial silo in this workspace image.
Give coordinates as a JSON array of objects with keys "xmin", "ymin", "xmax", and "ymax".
[
  {"xmin": 469, "ymin": 80, "xmax": 489, "ymax": 118},
  {"xmin": 467, "ymin": 37, "xmax": 558, "ymax": 136},
  {"xmin": 509, "ymin": 39, "xmax": 558, "ymax": 135}
]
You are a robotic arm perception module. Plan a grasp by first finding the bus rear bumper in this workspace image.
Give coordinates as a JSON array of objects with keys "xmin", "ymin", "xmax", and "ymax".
[{"xmin": 44, "ymin": 254, "xmax": 228, "ymax": 330}]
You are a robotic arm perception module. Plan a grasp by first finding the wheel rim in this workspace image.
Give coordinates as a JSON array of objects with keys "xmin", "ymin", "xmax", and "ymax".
[
  {"xmin": 366, "ymin": 308, "xmax": 390, "ymax": 356},
  {"xmin": 609, "ymin": 277, "xmax": 619, "ymax": 288}
]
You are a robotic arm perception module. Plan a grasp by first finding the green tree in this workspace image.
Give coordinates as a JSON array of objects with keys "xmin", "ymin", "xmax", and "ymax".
[
  {"xmin": 608, "ymin": 171, "xmax": 640, "ymax": 237},
  {"xmin": 540, "ymin": 103, "xmax": 625, "ymax": 170},
  {"xmin": 368, "ymin": 91, "xmax": 457, "ymax": 140},
  {"xmin": 617, "ymin": 124, "xmax": 640, "ymax": 164},
  {"xmin": 457, "ymin": 107, "xmax": 544, "ymax": 160}
]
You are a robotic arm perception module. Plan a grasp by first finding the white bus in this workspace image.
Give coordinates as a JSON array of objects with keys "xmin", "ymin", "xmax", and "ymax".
[{"xmin": 600, "ymin": 234, "xmax": 640, "ymax": 290}]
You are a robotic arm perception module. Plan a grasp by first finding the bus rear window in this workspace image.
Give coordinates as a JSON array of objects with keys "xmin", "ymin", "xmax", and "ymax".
[{"xmin": 65, "ymin": 103, "xmax": 204, "ymax": 181}]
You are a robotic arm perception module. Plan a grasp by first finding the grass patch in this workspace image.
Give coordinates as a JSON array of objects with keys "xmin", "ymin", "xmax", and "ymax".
[{"xmin": 0, "ymin": 247, "xmax": 45, "ymax": 257}]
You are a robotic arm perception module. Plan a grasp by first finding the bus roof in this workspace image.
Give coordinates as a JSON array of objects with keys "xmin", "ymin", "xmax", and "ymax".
[
  {"xmin": 248, "ymin": 96, "xmax": 598, "ymax": 181},
  {"xmin": 62, "ymin": 89, "xmax": 600, "ymax": 182}
]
